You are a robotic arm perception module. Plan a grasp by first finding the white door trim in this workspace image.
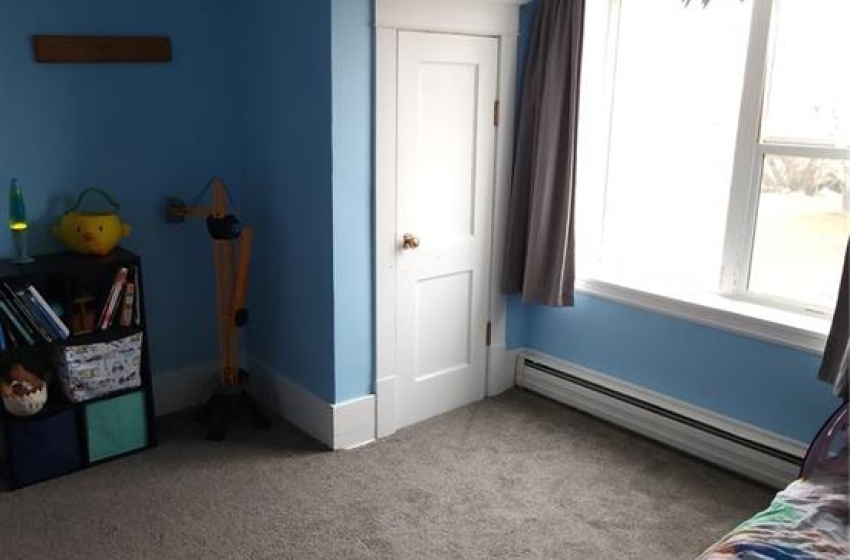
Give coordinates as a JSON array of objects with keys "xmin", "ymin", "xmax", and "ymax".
[
  {"xmin": 378, "ymin": 0, "xmax": 522, "ymax": 36},
  {"xmin": 375, "ymin": 0, "xmax": 520, "ymax": 438}
]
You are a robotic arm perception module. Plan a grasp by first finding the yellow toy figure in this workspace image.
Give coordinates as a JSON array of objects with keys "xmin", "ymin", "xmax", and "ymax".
[{"xmin": 53, "ymin": 188, "xmax": 130, "ymax": 256}]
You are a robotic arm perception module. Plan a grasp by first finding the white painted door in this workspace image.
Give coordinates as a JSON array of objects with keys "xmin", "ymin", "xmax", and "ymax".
[{"xmin": 395, "ymin": 31, "xmax": 499, "ymax": 428}]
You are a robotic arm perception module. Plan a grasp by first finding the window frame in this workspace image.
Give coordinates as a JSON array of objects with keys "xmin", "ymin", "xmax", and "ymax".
[
  {"xmin": 720, "ymin": 0, "xmax": 850, "ymax": 314},
  {"xmin": 575, "ymin": 0, "xmax": 844, "ymax": 353}
]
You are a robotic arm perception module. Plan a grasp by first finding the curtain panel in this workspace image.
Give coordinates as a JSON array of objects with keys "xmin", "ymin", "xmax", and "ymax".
[
  {"xmin": 501, "ymin": 0, "xmax": 585, "ymax": 307},
  {"xmin": 818, "ymin": 238, "xmax": 850, "ymax": 400}
]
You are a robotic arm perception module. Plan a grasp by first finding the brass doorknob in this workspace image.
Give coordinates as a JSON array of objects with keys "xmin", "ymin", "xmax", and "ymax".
[{"xmin": 402, "ymin": 233, "xmax": 420, "ymax": 250}]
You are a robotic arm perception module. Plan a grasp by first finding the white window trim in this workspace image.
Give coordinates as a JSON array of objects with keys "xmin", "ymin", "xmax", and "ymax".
[
  {"xmin": 577, "ymin": 278, "xmax": 829, "ymax": 355},
  {"xmin": 721, "ymin": 0, "xmax": 773, "ymax": 297}
]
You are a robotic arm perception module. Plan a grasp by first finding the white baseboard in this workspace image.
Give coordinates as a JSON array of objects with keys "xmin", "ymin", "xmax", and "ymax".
[
  {"xmin": 376, "ymin": 375, "xmax": 397, "ymax": 438},
  {"xmin": 516, "ymin": 350, "xmax": 807, "ymax": 489},
  {"xmin": 151, "ymin": 361, "xmax": 219, "ymax": 417},
  {"xmin": 487, "ymin": 343, "xmax": 517, "ymax": 397},
  {"xmin": 331, "ymin": 395, "xmax": 376, "ymax": 449},
  {"xmin": 152, "ymin": 358, "xmax": 376, "ymax": 450},
  {"xmin": 248, "ymin": 357, "xmax": 376, "ymax": 450},
  {"xmin": 248, "ymin": 357, "xmax": 334, "ymax": 447}
]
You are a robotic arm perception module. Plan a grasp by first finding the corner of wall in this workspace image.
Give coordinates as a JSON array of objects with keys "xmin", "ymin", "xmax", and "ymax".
[
  {"xmin": 249, "ymin": 355, "xmax": 375, "ymax": 449},
  {"xmin": 330, "ymin": 0, "xmax": 375, "ymax": 403},
  {"xmin": 237, "ymin": 0, "xmax": 337, "ymax": 405}
]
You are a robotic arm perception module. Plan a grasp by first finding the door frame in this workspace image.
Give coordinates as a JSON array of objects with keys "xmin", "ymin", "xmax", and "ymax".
[{"xmin": 375, "ymin": 0, "xmax": 522, "ymax": 438}]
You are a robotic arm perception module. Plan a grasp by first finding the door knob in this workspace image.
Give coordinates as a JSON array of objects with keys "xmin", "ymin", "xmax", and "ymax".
[{"xmin": 402, "ymin": 233, "xmax": 420, "ymax": 250}]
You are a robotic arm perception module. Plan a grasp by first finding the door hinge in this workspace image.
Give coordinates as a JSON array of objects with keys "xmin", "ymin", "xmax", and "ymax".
[
  {"xmin": 486, "ymin": 321, "xmax": 492, "ymax": 346},
  {"xmin": 493, "ymin": 100, "xmax": 500, "ymax": 127}
]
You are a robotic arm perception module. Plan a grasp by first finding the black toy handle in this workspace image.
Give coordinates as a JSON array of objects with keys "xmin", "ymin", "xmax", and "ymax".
[{"xmin": 68, "ymin": 188, "xmax": 121, "ymax": 213}]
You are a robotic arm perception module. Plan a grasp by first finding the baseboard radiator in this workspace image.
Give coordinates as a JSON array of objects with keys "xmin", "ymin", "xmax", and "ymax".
[{"xmin": 515, "ymin": 353, "xmax": 807, "ymax": 489}]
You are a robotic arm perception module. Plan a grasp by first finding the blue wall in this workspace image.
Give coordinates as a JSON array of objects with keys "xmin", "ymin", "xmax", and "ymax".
[
  {"xmin": 238, "ymin": 0, "xmax": 337, "ymax": 403},
  {"xmin": 238, "ymin": 0, "xmax": 374, "ymax": 404},
  {"xmin": 0, "ymin": 0, "xmax": 241, "ymax": 373},
  {"xmin": 509, "ymin": 0, "xmax": 839, "ymax": 443},
  {"xmin": 331, "ymin": 0, "xmax": 374, "ymax": 402},
  {"xmin": 0, "ymin": 0, "xmax": 375, "ymax": 407},
  {"xmin": 516, "ymin": 295, "xmax": 837, "ymax": 443}
]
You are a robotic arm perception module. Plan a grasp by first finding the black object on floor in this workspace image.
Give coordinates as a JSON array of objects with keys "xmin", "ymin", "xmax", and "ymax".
[{"xmin": 199, "ymin": 374, "xmax": 272, "ymax": 441}]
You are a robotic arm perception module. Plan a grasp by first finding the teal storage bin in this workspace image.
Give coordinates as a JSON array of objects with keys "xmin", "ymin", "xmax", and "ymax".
[{"xmin": 85, "ymin": 391, "xmax": 148, "ymax": 462}]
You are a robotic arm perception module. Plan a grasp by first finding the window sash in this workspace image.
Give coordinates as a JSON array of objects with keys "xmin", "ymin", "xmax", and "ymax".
[
  {"xmin": 722, "ymin": 0, "xmax": 849, "ymax": 315},
  {"xmin": 721, "ymin": 0, "xmax": 774, "ymax": 298}
]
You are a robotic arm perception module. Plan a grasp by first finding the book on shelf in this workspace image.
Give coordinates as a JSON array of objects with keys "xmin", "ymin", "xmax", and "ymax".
[
  {"xmin": 16, "ymin": 285, "xmax": 64, "ymax": 342},
  {"xmin": 0, "ymin": 310, "xmax": 21, "ymax": 349},
  {"xmin": 0, "ymin": 300, "xmax": 34, "ymax": 346},
  {"xmin": 7, "ymin": 282, "xmax": 64, "ymax": 343},
  {"xmin": 0, "ymin": 283, "xmax": 45, "ymax": 343},
  {"xmin": 3, "ymin": 282, "xmax": 54, "ymax": 342},
  {"xmin": 98, "ymin": 266, "xmax": 129, "ymax": 330},
  {"xmin": 26, "ymin": 285, "xmax": 70, "ymax": 339},
  {"xmin": 22, "ymin": 290, "xmax": 62, "ymax": 340},
  {"xmin": 18, "ymin": 291, "xmax": 57, "ymax": 341},
  {"xmin": 132, "ymin": 265, "xmax": 141, "ymax": 326},
  {"xmin": 108, "ymin": 283, "xmax": 125, "ymax": 327},
  {"xmin": 0, "ymin": 283, "xmax": 70, "ymax": 347},
  {"xmin": 118, "ymin": 282, "xmax": 135, "ymax": 328}
]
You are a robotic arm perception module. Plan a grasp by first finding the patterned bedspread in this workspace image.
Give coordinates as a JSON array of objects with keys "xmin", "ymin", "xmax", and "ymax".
[{"xmin": 698, "ymin": 466, "xmax": 849, "ymax": 559}]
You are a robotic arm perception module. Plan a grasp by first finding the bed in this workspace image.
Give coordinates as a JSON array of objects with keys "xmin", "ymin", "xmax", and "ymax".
[{"xmin": 698, "ymin": 404, "xmax": 849, "ymax": 559}]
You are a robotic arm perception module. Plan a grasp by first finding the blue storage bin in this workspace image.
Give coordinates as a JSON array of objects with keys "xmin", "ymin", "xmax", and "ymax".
[{"xmin": 8, "ymin": 409, "xmax": 82, "ymax": 487}]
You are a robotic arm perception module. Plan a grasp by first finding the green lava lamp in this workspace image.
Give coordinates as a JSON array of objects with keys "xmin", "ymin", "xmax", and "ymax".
[{"xmin": 9, "ymin": 178, "xmax": 33, "ymax": 264}]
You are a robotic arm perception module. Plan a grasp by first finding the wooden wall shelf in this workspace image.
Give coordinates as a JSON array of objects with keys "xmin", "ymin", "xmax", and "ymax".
[{"xmin": 33, "ymin": 35, "xmax": 172, "ymax": 63}]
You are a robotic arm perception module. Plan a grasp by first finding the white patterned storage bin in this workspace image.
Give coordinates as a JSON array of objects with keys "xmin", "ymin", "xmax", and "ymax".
[{"xmin": 56, "ymin": 332, "xmax": 143, "ymax": 402}]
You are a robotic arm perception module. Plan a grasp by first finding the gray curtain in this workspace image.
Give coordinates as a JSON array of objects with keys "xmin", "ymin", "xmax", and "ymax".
[
  {"xmin": 501, "ymin": 0, "xmax": 585, "ymax": 306},
  {"xmin": 818, "ymin": 238, "xmax": 850, "ymax": 400}
]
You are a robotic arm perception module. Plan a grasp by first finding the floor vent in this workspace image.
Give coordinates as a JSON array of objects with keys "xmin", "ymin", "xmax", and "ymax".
[{"xmin": 516, "ymin": 353, "xmax": 806, "ymax": 488}]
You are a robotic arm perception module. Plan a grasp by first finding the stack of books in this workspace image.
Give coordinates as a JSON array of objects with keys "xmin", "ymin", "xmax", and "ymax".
[
  {"xmin": 0, "ymin": 282, "xmax": 70, "ymax": 351},
  {"xmin": 96, "ymin": 265, "xmax": 141, "ymax": 331}
]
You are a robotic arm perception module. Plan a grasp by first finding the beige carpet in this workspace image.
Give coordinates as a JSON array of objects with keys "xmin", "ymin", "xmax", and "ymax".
[{"xmin": 0, "ymin": 389, "xmax": 774, "ymax": 559}]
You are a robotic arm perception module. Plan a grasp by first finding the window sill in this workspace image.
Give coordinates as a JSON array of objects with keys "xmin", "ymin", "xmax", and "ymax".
[{"xmin": 575, "ymin": 278, "xmax": 830, "ymax": 355}]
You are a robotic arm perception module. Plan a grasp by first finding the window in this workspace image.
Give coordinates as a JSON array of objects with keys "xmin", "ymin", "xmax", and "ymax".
[
  {"xmin": 724, "ymin": 0, "xmax": 850, "ymax": 312},
  {"xmin": 578, "ymin": 0, "xmax": 850, "ymax": 334}
]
